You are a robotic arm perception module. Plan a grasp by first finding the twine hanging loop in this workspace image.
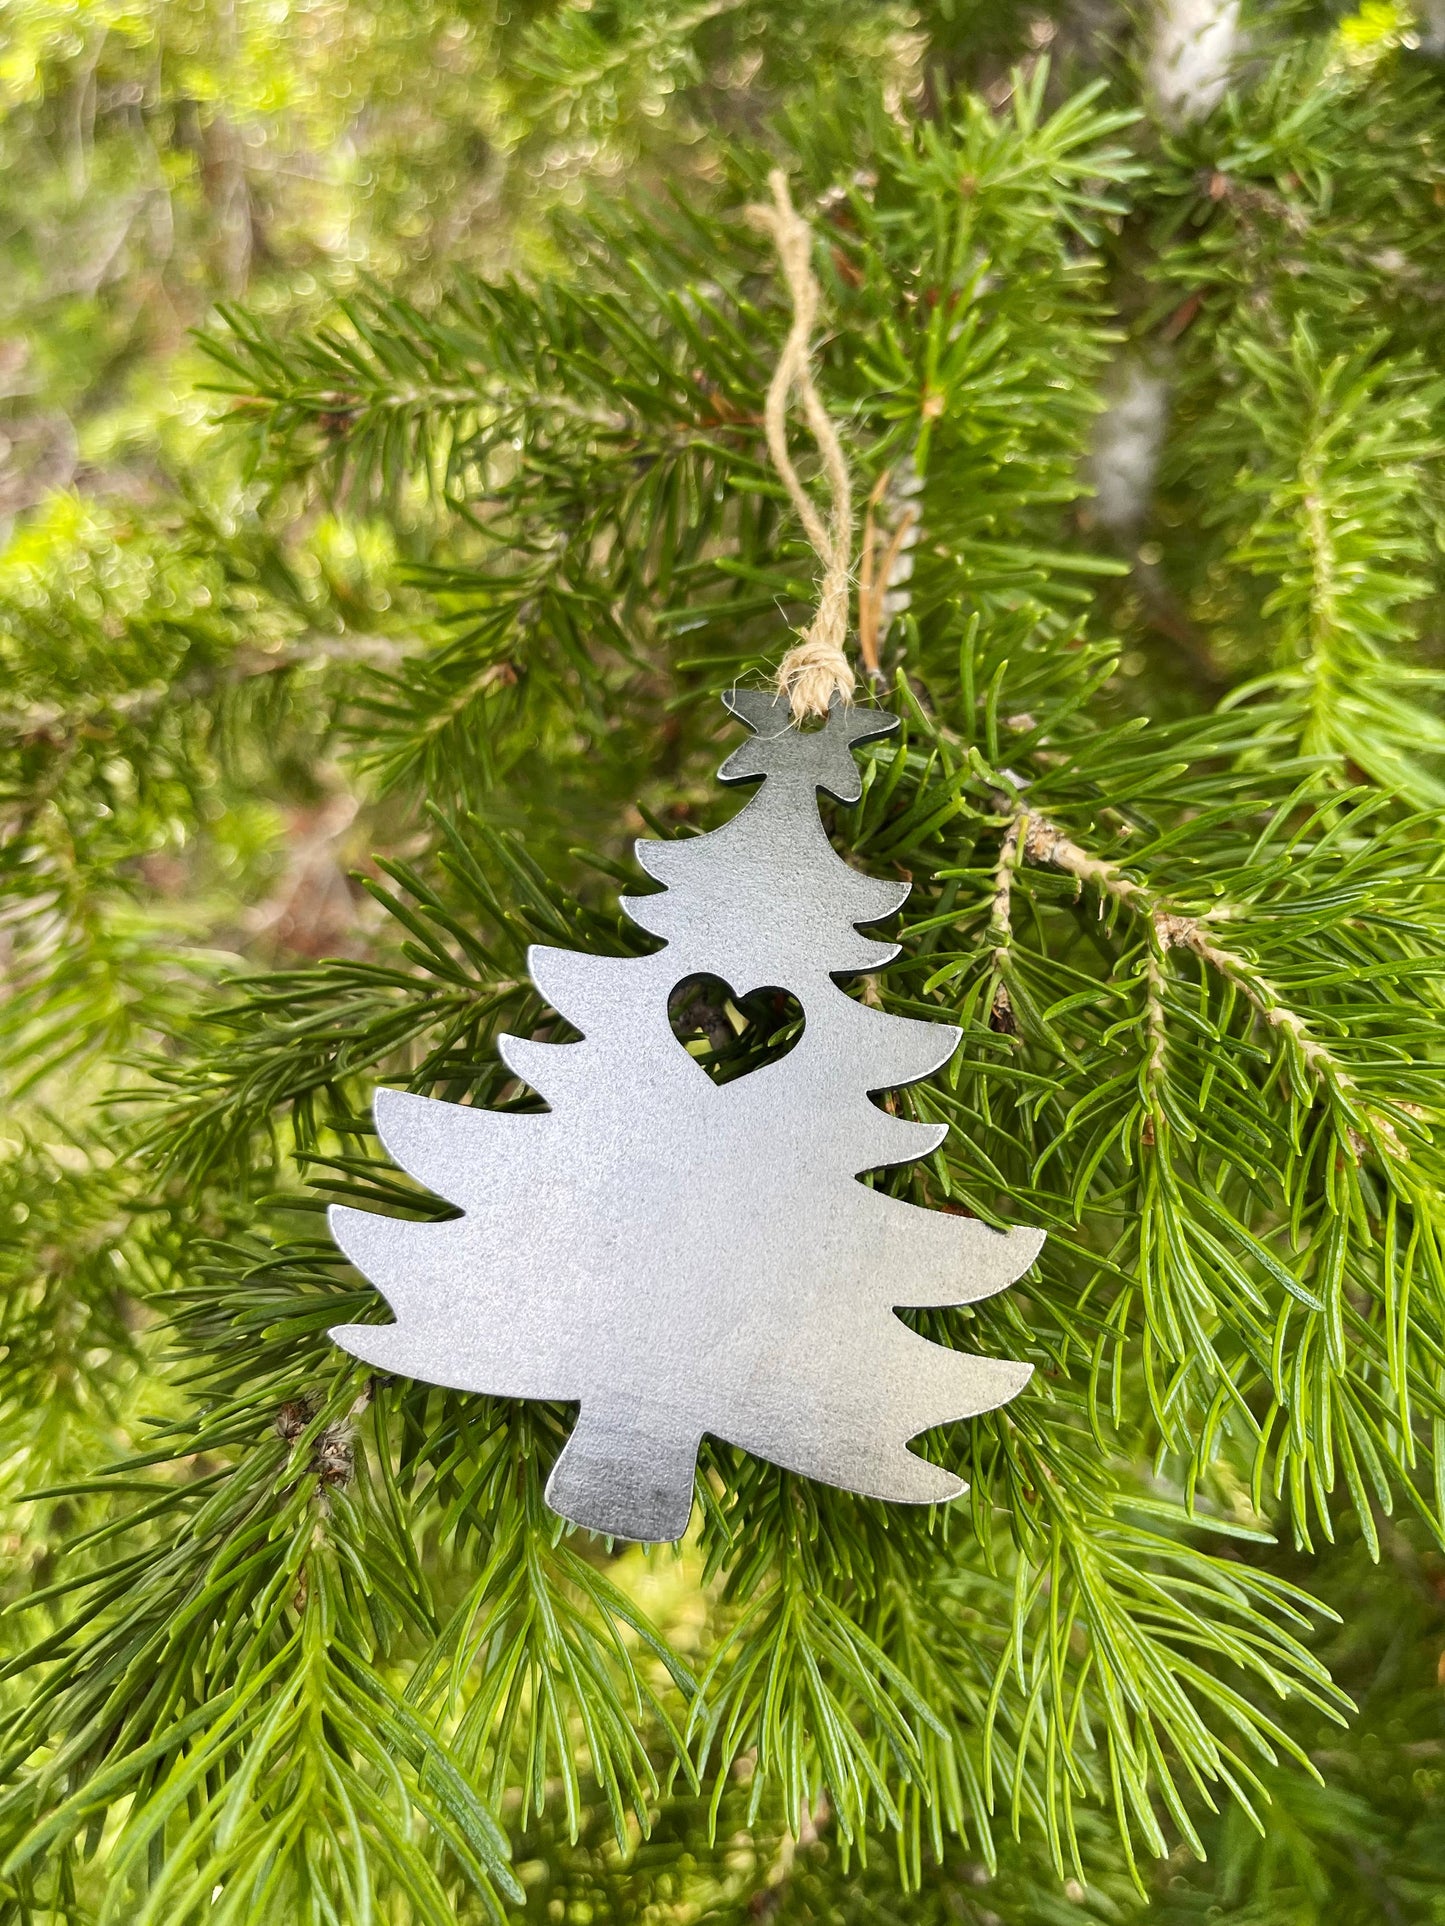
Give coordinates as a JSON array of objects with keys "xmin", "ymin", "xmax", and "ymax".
[{"xmin": 746, "ymin": 171, "xmax": 855, "ymax": 719}]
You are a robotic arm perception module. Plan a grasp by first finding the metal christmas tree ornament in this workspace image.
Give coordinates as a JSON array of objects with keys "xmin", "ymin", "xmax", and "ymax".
[{"xmin": 329, "ymin": 691, "xmax": 1041, "ymax": 1542}]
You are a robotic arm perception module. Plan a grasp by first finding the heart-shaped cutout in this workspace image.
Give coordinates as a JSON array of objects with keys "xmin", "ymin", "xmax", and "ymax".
[{"xmin": 668, "ymin": 975, "xmax": 805, "ymax": 1085}]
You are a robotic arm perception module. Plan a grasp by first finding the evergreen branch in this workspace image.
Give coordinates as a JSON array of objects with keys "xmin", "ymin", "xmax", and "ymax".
[
  {"xmin": 1002, "ymin": 805, "xmax": 1370, "ymax": 1117},
  {"xmin": 9, "ymin": 22, "xmax": 1445, "ymax": 1920}
]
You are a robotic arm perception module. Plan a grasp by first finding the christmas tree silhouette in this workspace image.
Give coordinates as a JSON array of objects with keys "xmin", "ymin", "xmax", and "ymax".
[{"xmin": 330, "ymin": 692, "xmax": 1040, "ymax": 1542}]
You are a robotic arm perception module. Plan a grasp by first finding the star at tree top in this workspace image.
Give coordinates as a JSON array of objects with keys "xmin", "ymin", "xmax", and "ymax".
[{"xmin": 718, "ymin": 690, "xmax": 900, "ymax": 803}]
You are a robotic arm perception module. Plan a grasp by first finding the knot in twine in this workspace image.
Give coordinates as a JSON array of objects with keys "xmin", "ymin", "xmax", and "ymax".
[{"xmin": 746, "ymin": 171, "xmax": 855, "ymax": 719}]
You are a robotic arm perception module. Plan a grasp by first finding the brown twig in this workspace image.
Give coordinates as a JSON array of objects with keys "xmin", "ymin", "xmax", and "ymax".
[
  {"xmin": 858, "ymin": 470, "xmax": 919, "ymax": 678},
  {"xmin": 858, "ymin": 471, "xmax": 888, "ymax": 677},
  {"xmin": 994, "ymin": 807, "xmax": 1399, "ymax": 1145}
]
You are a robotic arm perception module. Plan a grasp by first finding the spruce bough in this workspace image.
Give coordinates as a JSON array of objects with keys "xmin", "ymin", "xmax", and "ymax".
[{"xmin": 2, "ymin": 11, "xmax": 1444, "ymax": 1922}]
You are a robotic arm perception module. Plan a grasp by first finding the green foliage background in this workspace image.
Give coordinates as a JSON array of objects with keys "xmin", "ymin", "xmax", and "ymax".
[{"xmin": 3, "ymin": 0, "xmax": 1445, "ymax": 1920}]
